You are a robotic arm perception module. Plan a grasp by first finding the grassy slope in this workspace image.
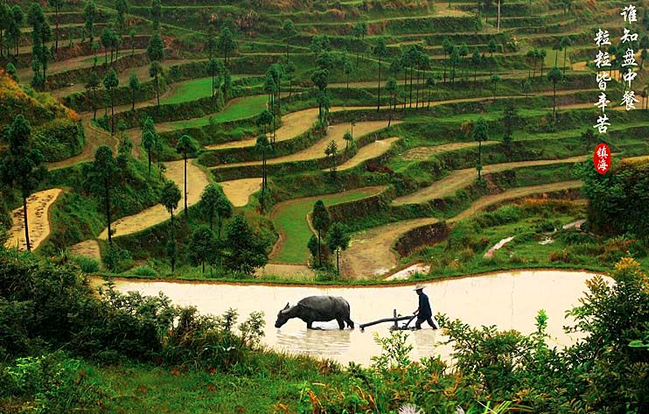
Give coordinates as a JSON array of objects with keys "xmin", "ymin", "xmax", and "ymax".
[
  {"xmin": 91, "ymin": 357, "xmax": 322, "ymax": 413},
  {"xmin": 160, "ymin": 76, "xmax": 244, "ymax": 104},
  {"xmin": 163, "ymin": 95, "xmax": 268, "ymax": 129},
  {"xmin": 272, "ymin": 187, "xmax": 384, "ymax": 263}
]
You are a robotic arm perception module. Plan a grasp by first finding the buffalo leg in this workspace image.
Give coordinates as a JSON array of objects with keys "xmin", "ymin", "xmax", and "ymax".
[
  {"xmin": 337, "ymin": 319, "xmax": 345, "ymax": 330},
  {"xmin": 306, "ymin": 321, "xmax": 322, "ymax": 330},
  {"xmin": 346, "ymin": 318, "xmax": 355, "ymax": 329}
]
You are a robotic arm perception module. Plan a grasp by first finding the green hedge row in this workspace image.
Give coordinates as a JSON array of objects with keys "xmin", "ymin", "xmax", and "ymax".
[
  {"xmin": 0, "ymin": 35, "xmax": 152, "ymax": 69},
  {"xmin": 47, "ymin": 51, "xmax": 150, "ymax": 90},
  {"xmin": 457, "ymin": 2, "xmax": 531, "ymax": 16},
  {"xmin": 198, "ymin": 122, "xmax": 324, "ymax": 166},
  {"xmin": 62, "ymin": 58, "xmax": 212, "ymax": 112},
  {"xmin": 211, "ymin": 126, "xmax": 393, "ymax": 181}
]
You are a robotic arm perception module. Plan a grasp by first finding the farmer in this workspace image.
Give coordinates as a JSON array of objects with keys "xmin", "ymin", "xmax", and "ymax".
[{"xmin": 413, "ymin": 284, "xmax": 438, "ymax": 330}]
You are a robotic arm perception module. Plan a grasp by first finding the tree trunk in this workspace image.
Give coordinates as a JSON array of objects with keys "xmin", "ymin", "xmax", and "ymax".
[
  {"xmin": 170, "ymin": 211, "xmax": 175, "ymax": 273},
  {"xmin": 346, "ymin": 72, "xmax": 349, "ymax": 99},
  {"xmin": 336, "ymin": 249, "xmax": 340, "ymax": 274},
  {"xmin": 23, "ymin": 196, "xmax": 31, "ymax": 252},
  {"xmin": 184, "ymin": 156, "xmax": 188, "ymax": 217},
  {"xmin": 111, "ymin": 90, "xmax": 115, "ymax": 135},
  {"xmin": 376, "ymin": 57, "xmax": 382, "ymax": 111},
  {"xmin": 317, "ymin": 229, "xmax": 321, "ymax": 267},
  {"xmin": 55, "ymin": 8, "xmax": 60, "ymax": 54},
  {"xmin": 497, "ymin": 0, "xmax": 501, "ymax": 32},
  {"xmin": 415, "ymin": 68, "xmax": 420, "ymax": 109},
  {"xmin": 272, "ymin": 94, "xmax": 277, "ymax": 143},
  {"xmin": 93, "ymin": 90, "xmax": 98, "ymax": 120},
  {"xmin": 553, "ymin": 82, "xmax": 557, "ymax": 116},
  {"xmin": 147, "ymin": 151, "xmax": 152, "ymax": 175},
  {"xmin": 563, "ymin": 48, "xmax": 568, "ymax": 72},
  {"xmin": 409, "ymin": 65, "xmax": 414, "ymax": 108},
  {"xmin": 155, "ymin": 75, "xmax": 160, "ymax": 106},
  {"xmin": 443, "ymin": 53, "xmax": 447, "ymax": 83},
  {"xmin": 478, "ymin": 140, "xmax": 482, "ymax": 179},
  {"xmin": 277, "ymin": 79, "xmax": 282, "ymax": 120},
  {"xmin": 105, "ymin": 178, "xmax": 112, "ymax": 245},
  {"xmin": 403, "ymin": 69, "xmax": 408, "ymax": 110}
]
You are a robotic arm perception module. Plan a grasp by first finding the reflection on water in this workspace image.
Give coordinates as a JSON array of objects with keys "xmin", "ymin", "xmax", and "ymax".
[
  {"xmin": 93, "ymin": 270, "xmax": 605, "ymax": 366},
  {"xmin": 276, "ymin": 328, "xmax": 351, "ymax": 359}
]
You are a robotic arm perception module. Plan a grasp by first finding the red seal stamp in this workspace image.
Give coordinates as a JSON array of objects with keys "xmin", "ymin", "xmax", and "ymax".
[{"xmin": 593, "ymin": 143, "xmax": 611, "ymax": 175}]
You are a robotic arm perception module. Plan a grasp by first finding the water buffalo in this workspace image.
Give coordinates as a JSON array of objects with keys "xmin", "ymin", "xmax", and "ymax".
[{"xmin": 274, "ymin": 296, "xmax": 354, "ymax": 330}]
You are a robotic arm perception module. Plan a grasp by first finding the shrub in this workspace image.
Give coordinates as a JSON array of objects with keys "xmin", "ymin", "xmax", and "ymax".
[
  {"xmin": 131, "ymin": 265, "xmax": 157, "ymax": 277},
  {"xmin": 0, "ymin": 352, "xmax": 102, "ymax": 414},
  {"xmin": 70, "ymin": 255, "xmax": 100, "ymax": 273},
  {"xmin": 561, "ymin": 231, "xmax": 597, "ymax": 245},
  {"xmin": 103, "ymin": 245, "xmax": 133, "ymax": 273},
  {"xmin": 598, "ymin": 236, "xmax": 633, "ymax": 263},
  {"xmin": 548, "ymin": 248, "xmax": 575, "ymax": 263},
  {"xmin": 533, "ymin": 219, "xmax": 559, "ymax": 233}
]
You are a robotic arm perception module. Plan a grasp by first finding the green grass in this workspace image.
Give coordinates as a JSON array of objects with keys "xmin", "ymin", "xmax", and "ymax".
[
  {"xmin": 273, "ymin": 188, "xmax": 383, "ymax": 264},
  {"xmin": 160, "ymin": 76, "xmax": 242, "ymax": 105},
  {"xmin": 407, "ymin": 200, "xmax": 624, "ymax": 279},
  {"xmin": 163, "ymin": 95, "xmax": 268, "ymax": 130},
  {"xmin": 83, "ymin": 351, "xmax": 334, "ymax": 414}
]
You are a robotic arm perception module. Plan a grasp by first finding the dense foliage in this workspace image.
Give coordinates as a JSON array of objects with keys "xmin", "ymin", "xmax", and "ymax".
[
  {"xmin": 0, "ymin": 248, "xmax": 265, "ymax": 411},
  {"xmin": 306, "ymin": 258, "xmax": 649, "ymax": 413},
  {"xmin": 580, "ymin": 158, "xmax": 649, "ymax": 241},
  {"xmin": 1, "ymin": 250, "xmax": 646, "ymax": 412}
]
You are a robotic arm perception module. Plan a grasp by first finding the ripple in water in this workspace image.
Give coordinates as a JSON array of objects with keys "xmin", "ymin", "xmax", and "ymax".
[{"xmin": 94, "ymin": 270, "xmax": 606, "ymax": 366}]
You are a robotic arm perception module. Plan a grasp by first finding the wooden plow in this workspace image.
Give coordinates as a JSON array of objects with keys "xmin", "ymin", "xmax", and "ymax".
[{"xmin": 359, "ymin": 309, "xmax": 417, "ymax": 332}]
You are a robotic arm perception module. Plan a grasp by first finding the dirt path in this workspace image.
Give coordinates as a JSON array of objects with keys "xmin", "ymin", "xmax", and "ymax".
[
  {"xmin": 391, "ymin": 154, "xmax": 590, "ymax": 206},
  {"xmin": 203, "ymin": 105, "xmax": 358, "ymax": 151},
  {"xmin": 205, "ymin": 107, "xmax": 320, "ymax": 150},
  {"xmin": 343, "ymin": 180, "xmax": 582, "ymax": 279},
  {"xmin": 400, "ymin": 141, "xmax": 499, "ymax": 162},
  {"xmin": 68, "ymin": 239, "xmax": 102, "ymax": 262},
  {"xmin": 449, "ymin": 181, "xmax": 582, "ymax": 222},
  {"xmin": 330, "ymin": 137, "xmax": 400, "ymax": 171},
  {"xmin": 219, "ymin": 178, "xmax": 263, "ymax": 207},
  {"xmin": 571, "ymin": 61, "xmax": 588, "ymax": 71},
  {"xmin": 341, "ymin": 216, "xmax": 441, "ymax": 279},
  {"xmin": 81, "ymin": 80, "xmax": 181, "ymax": 119},
  {"xmin": 16, "ymin": 49, "xmax": 146, "ymax": 81},
  {"xmin": 98, "ymin": 159, "xmax": 210, "ymax": 239},
  {"xmin": 47, "ymin": 118, "xmax": 119, "ymax": 170},
  {"xmin": 214, "ymin": 121, "xmax": 398, "ymax": 169},
  {"xmin": 4, "ymin": 188, "xmax": 63, "ymax": 251}
]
